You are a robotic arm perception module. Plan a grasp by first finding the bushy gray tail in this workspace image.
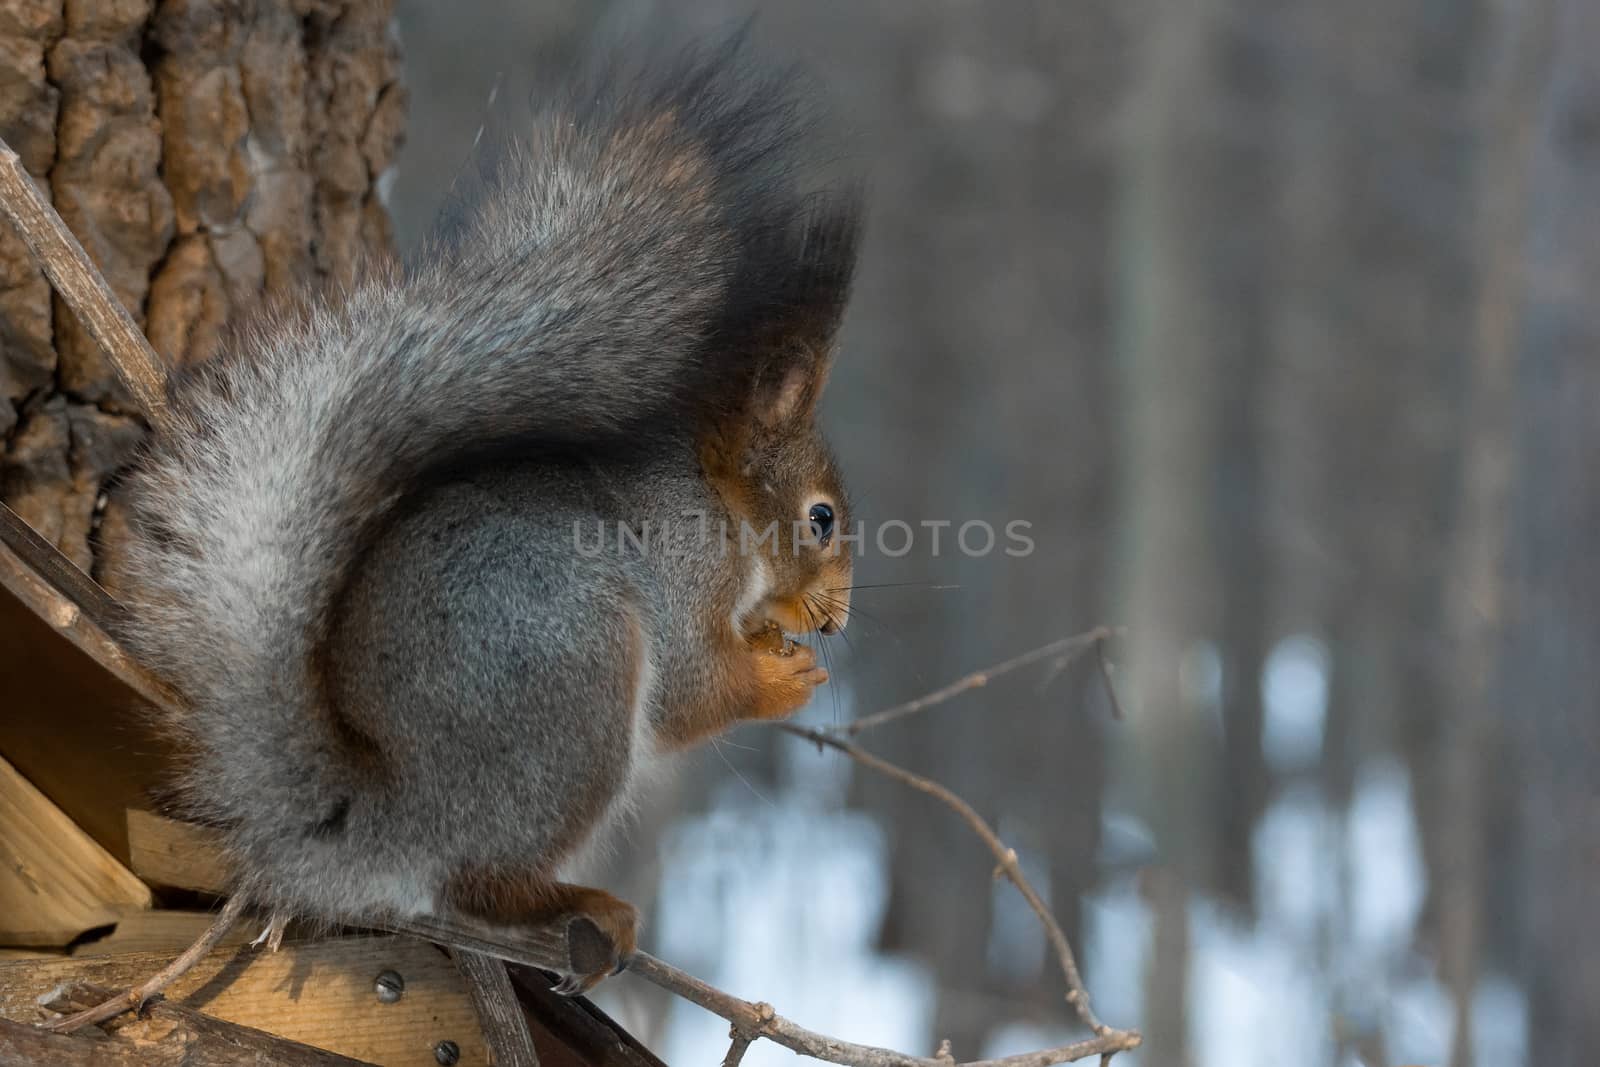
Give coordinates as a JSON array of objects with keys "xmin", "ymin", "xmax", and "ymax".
[{"xmin": 114, "ymin": 40, "xmax": 862, "ymax": 840}]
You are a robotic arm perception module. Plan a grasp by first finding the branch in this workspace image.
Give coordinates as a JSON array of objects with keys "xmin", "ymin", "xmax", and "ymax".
[
  {"xmin": 778, "ymin": 724, "xmax": 1113, "ymax": 1038},
  {"xmin": 42, "ymin": 895, "xmax": 249, "ymax": 1033},
  {"xmin": 0, "ymin": 141, "xmax": 171, "ymax": 426},
  {"xmin": 722, "ymin": 1031, "xmax": 757, "ymax": 1067},
  {"xmin": 1094, "ymin": 635, "xmax": 1125, "ymax": 720},
  {"xmin": 846, "ymin": 627, "xmax": 1120, "ymax": 736},
  {"xmin": 624, "ymin": 631, "xmax": 1141, "ymax": 1064},
  {"xmin": 627, "ymin": 953, "xmax": 1134, "ymax": 1067}
]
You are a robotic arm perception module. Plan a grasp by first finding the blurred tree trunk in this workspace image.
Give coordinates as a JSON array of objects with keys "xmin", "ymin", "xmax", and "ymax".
[
  {"xmin": 1372, "ymin": 0, "xmax": 1493, "ymax": 967},
  {"xmin": 1438, "ymin": 3, "xmax": 1555, "ymax": 1065},
  {"xmin": 1204, "ymin": 0, "xmax": 1281, "ymax": 920},
  {"xmin": 0, "ymin": 0, "xmax": 404, "ymax": 575},
  {"xmin": 1508, "ymin": 0, "xmax": 1600, "ymax": 1059},
  {"xmin": 1263, "ymin": 2, "xmax": 1364, "ymax": 815},
  {"xmin": 1114, "ymin": 1, "xmax": 1233, "ymax": 1059},
  {"xmin": 1269, "ymin": 0, "xmax": 1487, "ymax": 977}
]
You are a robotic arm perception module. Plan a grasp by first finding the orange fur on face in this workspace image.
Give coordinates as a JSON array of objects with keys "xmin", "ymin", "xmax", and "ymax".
[{"xmin": 698, "ymin": 346, "xmax": 853, "ymax": 642}]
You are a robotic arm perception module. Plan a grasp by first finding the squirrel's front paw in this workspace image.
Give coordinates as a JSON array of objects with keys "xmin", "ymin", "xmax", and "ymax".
[{"xmin": 745, "ymin": 625, "xmax": 829, "ymax": 720}]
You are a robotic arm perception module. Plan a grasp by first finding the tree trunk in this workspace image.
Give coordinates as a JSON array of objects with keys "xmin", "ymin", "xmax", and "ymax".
[
  {"xmin": 0, "ymin": 0, "xmax": 405, "ymax": 577},
  {"xmin": 1113, "ymin": 2, "xmax": 1233, "ymax": 1059},
  {"xmin": 1436, "ymin": 3, "xmax": 1555, "ymax": 1064},
  {"xmin": 1509, "ymin": 0, "xmax": 1600, "ymax": 1058}
]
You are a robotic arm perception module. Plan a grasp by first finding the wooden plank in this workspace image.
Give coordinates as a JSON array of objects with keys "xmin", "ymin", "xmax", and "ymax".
[
  {"xmin": 0, "ymin": 501, "xmax": 123, "ymax": 629},
  {"xmin": 0, "ymin": 754, "xmax": 152, "ymax": 947},
  {"xmin": 452, "ymin": 949, "xmax": 540, "ymax": 1067},
  {"xmin": 0, "ymin": 541, "xmax": 174, "ymax": 862},
  {"xmin": 71, "ymin": 909, "xmax": 266, "ymax": 958},
  {"xmin": 510, "ymin": 968, "xmax": 667, "ymax": 1067},
  {"xmin": 0, "ymin": 538, "xmax": 174, "ymax": 709},
  {"xmin": 126, "ymin": 808, "xmax": 231, "ymax": 894},
  {"xmin": 0, "ymin": 937, "xmax": 490, "ymax": 1067}
]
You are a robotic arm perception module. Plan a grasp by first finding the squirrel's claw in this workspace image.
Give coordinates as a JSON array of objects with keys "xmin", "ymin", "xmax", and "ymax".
[
  {"xmin": 549, "ymin": 960, "xmax": 622, "ymax": 997},
  {"xmin": 249, "ymin": 913, "xmax": 288, "ymax": 952},
  {"xmin": 550, "ymin": 973, "xmax": 588, "ymax": 997}
]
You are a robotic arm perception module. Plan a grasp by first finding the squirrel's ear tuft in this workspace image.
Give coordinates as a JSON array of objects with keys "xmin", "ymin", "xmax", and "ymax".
[
  {"xmin": 782, "ymin": 193, "xmax": 864, "ymax": 357},
  {"xmin": 743, "ymin": 195, "xmax": 862, "ymax": 427}
]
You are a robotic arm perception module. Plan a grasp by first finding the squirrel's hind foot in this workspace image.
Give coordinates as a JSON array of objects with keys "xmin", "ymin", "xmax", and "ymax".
[
  {"xmin": 444, "ymin": 867, "xmax": 639, "ymax": 995},
  {"xmin": 552, "ymin": 892, "xmax": 639, "ymax": 995}
]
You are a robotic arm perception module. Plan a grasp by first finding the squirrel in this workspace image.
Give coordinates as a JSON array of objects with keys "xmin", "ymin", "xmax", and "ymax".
[{"xmin": 111, "ymin": 41, "xmax": 861, "ymax": 993}]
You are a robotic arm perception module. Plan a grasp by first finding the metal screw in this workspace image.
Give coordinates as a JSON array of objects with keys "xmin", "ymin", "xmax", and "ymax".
[
  {"xmin": 433, "ymin": 1039, "xmax": 461, "ymax": 1065},
  {"xmin": 373, "ymin": 969, "xmax": 405, "ymax": 1004}
]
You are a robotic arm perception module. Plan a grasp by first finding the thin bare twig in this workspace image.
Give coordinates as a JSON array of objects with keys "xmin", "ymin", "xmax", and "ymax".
[
  {"xmin": 778, "ymin": 723, "xmax": 1121, "ymax": 1042},
  {"xmin": 1094, "ymin": 635, "xmax": 1125, "ymax": 720},
  {"xmin": 43, "ymin": 895, "xmax": 249, "ymax": 1033},
  {"xmin": 628, "ymin": 953, "xmax": 1134, "ymax": 1067},
  {"xmin": 0, "ymin": 141, "xmax": 171, "ymax": 425},
  {"xmin": 846, "ymin": 627, "xmax": 1121, "ymax": 736},
  {"xmin": 722, "ymin": 1029, "xmax": 758, "ymax": 1066}
]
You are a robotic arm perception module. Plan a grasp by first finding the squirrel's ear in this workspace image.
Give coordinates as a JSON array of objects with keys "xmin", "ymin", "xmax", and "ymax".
[
  {"xmin": 749, "ymin": 200, "xmax": 859, "ymax": 427},
  {"xmin": 730, "ymin": 191, "xmax": 859, "ymax": 428},
  {"xmin": 754, "ymin": 348, "xmax": 833, "ymax": 427}
]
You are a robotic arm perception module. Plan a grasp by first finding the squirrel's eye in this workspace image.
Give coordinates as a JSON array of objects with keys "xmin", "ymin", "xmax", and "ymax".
[{"xmin": 808, "ymin": 502, "xmax": 835, "ymax": 546}]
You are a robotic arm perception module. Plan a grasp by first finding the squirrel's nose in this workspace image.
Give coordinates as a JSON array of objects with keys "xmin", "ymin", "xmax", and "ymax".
[{"xmin": 820, "ymin": 617, "xmax": 839, "ymax": 635}]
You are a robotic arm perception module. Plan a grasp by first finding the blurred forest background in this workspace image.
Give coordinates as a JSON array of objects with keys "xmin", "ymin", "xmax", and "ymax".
[
  {"xmin": 1, "ymin": 0, "xmax": 1593, "ymax": 1063},
  {"xmin": 395, "ymin": 1, "xmax": 1594, "ymax": 1065}
]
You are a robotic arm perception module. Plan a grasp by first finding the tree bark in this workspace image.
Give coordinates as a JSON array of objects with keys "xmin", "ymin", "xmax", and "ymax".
[{"xmin": 0, "ymin": 0, "xmax": 404, "ymax": 576}]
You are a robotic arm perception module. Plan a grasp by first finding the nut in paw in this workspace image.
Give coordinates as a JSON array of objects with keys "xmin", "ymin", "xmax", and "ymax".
[{"xmin": 747, "ymin": 635, "xmax": 829, "ymax": 720}]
